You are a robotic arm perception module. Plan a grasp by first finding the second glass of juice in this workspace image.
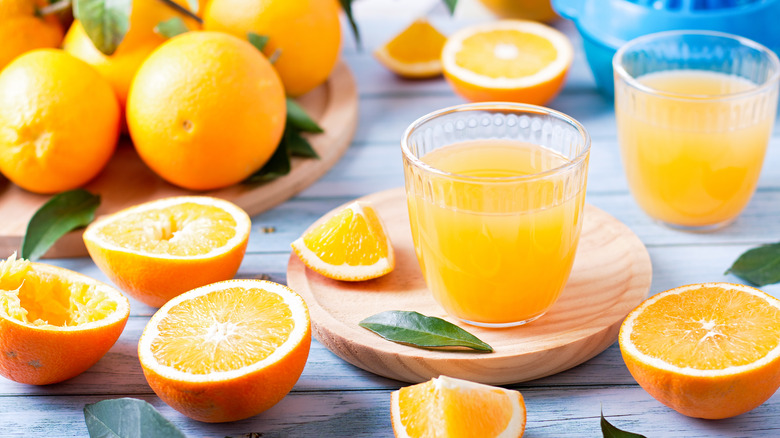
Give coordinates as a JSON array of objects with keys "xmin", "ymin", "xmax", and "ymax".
[
  {"xmin": 401, "ymin": 103, "xmax": 591, "ymax": 327},
  {"xmin": 614, "ymin": 31, "xmax": 780, "ymax": 231}
]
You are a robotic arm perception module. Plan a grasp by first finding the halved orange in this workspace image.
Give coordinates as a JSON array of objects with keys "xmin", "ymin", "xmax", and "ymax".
[
  {"xmin": 441, "ymin": 19, "xmax": 573, "ymax": 105},
  {"xmin": 291, "ymin": 201, "xmax": 394, "ymax": 281},
  {"xmin": 83, "ymin": 196, "xmax": 251, "ymax": 308},
  {"xmin": 374, "ymin": 18, "xmax": 447, "ymax": 78},
  {"xmin": 619, "ymin": 282, "xmax": 780, "ymax": 419},
  {"xmin": 0, "ymin": 253, "xmax": 130, "ymax": 385},
  {"xmin": 138, "ymin": 279, "xmax": 311, "ymax": 423},
  {"xmin": 391, "ymin": 375, "xmax": 526, "ymax": 437}
]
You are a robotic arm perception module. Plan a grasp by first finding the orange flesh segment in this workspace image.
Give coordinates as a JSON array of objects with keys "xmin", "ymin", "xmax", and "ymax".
[
  {"xmin": 385, "ymin": 19, "xmax": 446, "ymax": 63},
  {"xmin": 455, "ymin": 30, "xmax": 557, "ymax": 78},
  {"xmin": 630, "ymin": 286, "xmax": 780, "ymax": 370},
  {"xmin": 398, "ymin": 379, "xmax": 513, "ymax": 437},
  {"xmin": 0, "ymin": 255, "xmax": 117, "ymax": 327},
  {"xmin": 94, "ymin": 203, "xmax": 238, "ymax": 256},
  {"xmin": 150, "ymin": 287, "xmax": 294, "ymax": 374},
  {"xmin": 302, "ymin": 205, "xmax": 389, "ymax": 266}
]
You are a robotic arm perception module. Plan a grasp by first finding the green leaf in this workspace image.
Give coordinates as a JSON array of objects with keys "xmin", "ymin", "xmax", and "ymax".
[
  {"xmin": 286, "ymin": 128, "xmax": 319, "ymax": 158},
  {"xmin": 84, "ymin": 398, "xmax": 186, "ymax": 438},
  {"xmin": 245, "ymin": 140, "xmax": 291, "ymax": 183},
  {"xmin": 247, "ymin": 32, "xmax": 270, "ymax": 52},
  {"xmin": 185, "ymin": 0, "xmax": 198, "ymax": 14},
  {"xmin": 154, "ymin": 17, "xmax": 189, "ymax": 39},
  {"xmin": 359, "ymin": 310, "xmax": 493, "ymax": 352},
  {"xmin": 21, "ymin": 189, "xmax": 100, "ymax": 261},
  {"xmin": 601, "ymin": 410, "xmax": 646, "ymax": 438},
  {"xmin": 442, "ymin": 0, "xmax": 458, "ymax": 14},
  {"xmin": 286, "ymin": 98, "xmax": 323, "ymax": 133},
  {"xmin": 725, "ymin": 242, "xmax": 780, "ymax": 286},
  {"xmin": 338, "ymin": 0, "xmax": 361, "ymax": 48},
  {"xmin": 73, "ymin": 0, "xmax": 132, "ymax": 56}
]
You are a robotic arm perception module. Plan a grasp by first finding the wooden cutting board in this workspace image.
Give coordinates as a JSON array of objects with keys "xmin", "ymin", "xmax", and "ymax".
[
  {"xmin": 287, "ymin": 187, "xmax": 653, "ymax": 385},
  {"xmin": 0, "ymin": 61, "xmax": 358, "ymax": 259}
]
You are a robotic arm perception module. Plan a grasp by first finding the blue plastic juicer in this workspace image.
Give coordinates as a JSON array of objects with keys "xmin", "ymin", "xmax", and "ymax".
[{"xmin": 552, "ymin": 0, "xmax": 780, "ymax": 96}]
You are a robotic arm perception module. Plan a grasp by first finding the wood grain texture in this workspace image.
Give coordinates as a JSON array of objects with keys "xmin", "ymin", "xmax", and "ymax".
[
  {"xmin": 287, "ymin": 187, "xmax": 652, "ymax": 384},
  {"xmin": 0, "ymin": 61, "xmax": 358, "ymax": 259}
]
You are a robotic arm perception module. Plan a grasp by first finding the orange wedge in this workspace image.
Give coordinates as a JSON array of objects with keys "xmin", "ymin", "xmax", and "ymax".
[
  {"xmin": 138, "ymin": 279, "xmax": 311, "ymax": 423},
  {"xmin": 441, "ymin": 20, "xmax": 573, "ymax": 105},
  {"xmin": 0, "ymin": 253, "xmax": 129, "ymax": 385},
  {"xmin": 619, "ymin": 282, "xmax": 780, "ymax": 419},
  {"xmin": 391, "ymin": 375, "xmax": 526, "ymax": 437},
  {"xmin": 374, "ymin": 18, "xmax": 447, "ymax": 78},
  {"xmin": 291, "ymin": 201, "xmax": 394, "ymax": 281},
  {"xmin": 83, "ymin": 196, "xmax": 251, "ymax": 308}
]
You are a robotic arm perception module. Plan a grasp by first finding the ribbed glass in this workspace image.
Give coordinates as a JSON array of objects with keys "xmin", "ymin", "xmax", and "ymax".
[
  {"xmin": 614, "ymin": 31, "xmax": 780, "ymax": 231},
  {"xmin": 401, "ymin": 103, "xmax": 590, "ymax": 327}
]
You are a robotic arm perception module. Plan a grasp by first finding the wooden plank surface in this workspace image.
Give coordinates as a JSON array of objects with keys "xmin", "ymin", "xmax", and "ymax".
[{"xmin": 2, "ymin": 14, "xmax": 780, "ymax": 438}]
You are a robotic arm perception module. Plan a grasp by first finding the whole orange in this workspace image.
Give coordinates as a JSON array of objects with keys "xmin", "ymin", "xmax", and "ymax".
[
  {"xmin": 126, "ymin": 31, "xmax": 286, "ymax": 190},
  {"xmin": 0, "ymin": 0, "xmax": 63, "ymax": 71},
  {"xmin": 0, "ymin": 49, "xmax": 120, "ymax": 194},
  {"xmin": 203, "ymin": 0, "xmax": 341, "ymax": 96},
  {"xmin": 63, "ymin": 0, "xmax": 202, "ymax": 124}
]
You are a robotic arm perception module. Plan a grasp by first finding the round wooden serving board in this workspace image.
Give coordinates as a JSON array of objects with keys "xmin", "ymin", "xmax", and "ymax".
[
  {"xmin": 0, "ymin": 61, "xmax": 358, "ymax": 259},
  {"xmin": 287, "ymin": 187, "xmax": 653, "ymax": 385}
]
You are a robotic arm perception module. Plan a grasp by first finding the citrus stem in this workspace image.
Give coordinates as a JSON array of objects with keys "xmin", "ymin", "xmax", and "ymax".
[
  {"xmin": 157, "ymin": 0, "xmax": 203, "ymax": 24},
  {"xmin": 36, "ymin": 0, "xmax": 71, "ymax": 16}
]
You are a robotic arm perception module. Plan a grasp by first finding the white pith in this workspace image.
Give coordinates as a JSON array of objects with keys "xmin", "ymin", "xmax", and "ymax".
[
  {"xmin": 441, "ymin": 20, "xmax": 573, "ymax": 88},
  {"xmin": 137, "ymin": 279, "xmax": 309, "ymax": 382},
  {"xmin": 291, "ymin": 201, "xmax": 394, "ymax": 279},
  {"xmin": 391, "ymin": 376, "xmax": 524, "ymax": 438},
  {"xmin": 620, "ymin": 282, "xmax": 780, "ymax": 377},
  {"xmin": 83, "ymin": 196, "xmax": 251, "ymax": 260}
]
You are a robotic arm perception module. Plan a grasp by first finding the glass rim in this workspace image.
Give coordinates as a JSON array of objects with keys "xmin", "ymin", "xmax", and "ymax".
[
  {"xmin": 400, "ymin": 102, "xmax": 591, "ymax": 183},
  {"xmin": 613, "ymin": 30, "xmax": 780, "ymax": 102}
]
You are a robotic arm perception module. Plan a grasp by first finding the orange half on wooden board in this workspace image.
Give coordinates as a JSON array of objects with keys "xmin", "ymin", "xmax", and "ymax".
[
  {"xmin": 0, "ymin": 254, "xmax": 129, "ymax": 385},
  {"xmin": 620, "ymin": 282, "xmax": 780, "ymax": 419},
  {"xmin": 441, "ymin": 19, "xmax": 573, "ymax": 105}
]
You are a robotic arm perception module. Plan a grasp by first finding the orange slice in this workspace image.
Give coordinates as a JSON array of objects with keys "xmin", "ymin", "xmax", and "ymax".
[
  {"xmin": 291, "ymin": 201, "xmax": 394, "ymax": 281},
  {"xmin": 374, "ymin": 18, "xmax": 447, "ymax": 78},
  {"xmin": 138, "ymin": 279, "xmax": 311, "ymax": 423},
  {"xmin": 619, "ymin": 282, "xmax": 780, "ymax": 419},
  {"xmin": 391, "ymin": 375, "xmax": 526, "ymax": 438},
  {"xmin": 83, "ymin": 196, "xmax": 251, "ymax": 308},
  {"xmin": 441, "ymin": 19, "xmax": 573, "ymax": 105},
  {"xmin": 0, "ymin": 253, "xmax": 129, "ymax": 385}
]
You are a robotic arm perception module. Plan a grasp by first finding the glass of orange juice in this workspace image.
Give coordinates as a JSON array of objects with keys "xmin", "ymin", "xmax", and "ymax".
[
  {"xmin": 401, "ymin": 103, "xmax": 591, "ymax": 327},
  {"xmin": 614, "ymin": 31, "xmax": 780, "ymax": 231}
]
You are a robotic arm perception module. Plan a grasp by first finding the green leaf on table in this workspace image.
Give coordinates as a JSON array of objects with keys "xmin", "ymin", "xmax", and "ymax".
[
  {"xmin": 601, "ymin": 410, "xmax": 646, "ymax": 438},
  {"xmin": 247, "ymin": 32, "xmax": 270, "ymax": 52},
  {"xmin": 442, "ymin": 0, "xmax": 459, "ymax": 14},
  {"xmin": 73, "ymin": 0, "xmax": 132, "ymax": 56},
  {"xmin": 286, "ymin": 98, "xmax": 323, "ymax": 133},
  {"xmin": 286, "ymin": 128, "xmax": 319, "ymax": 158},
  {"xmin": 725, "ymin": 242, "xmax": 780, "ymax": 286},
  {"xmin": 359, "ymin": 310, "xmax": 493, "ymax": 352},
  {"xmin": 154, "ymin": 17, "xmax": 189, "ymax": 39},
  {"xmin": 84, "ymin": 398, "xmax": 186, "ymax": 438},
  {"xmin": 21, "ymin": 189, "xmax": 100, "ymax": 261},
  {"xmin": 338, "ymin": 0, "xmax": 361, "ymax": 48}
]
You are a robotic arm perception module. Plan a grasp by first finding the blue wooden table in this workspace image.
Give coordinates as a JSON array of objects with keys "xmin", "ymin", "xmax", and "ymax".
[{"xmin": 2, "ymin": 15, "xmax": 780, "ymax": 437}]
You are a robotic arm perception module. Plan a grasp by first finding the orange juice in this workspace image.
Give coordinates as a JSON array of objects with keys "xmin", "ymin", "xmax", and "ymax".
[
  {"xmin": 406, "ymin": 139, "xmax": 586, "ymax": 325},
  {"xmin": 617, "ymin": 70, "xmax": 774, "ymax": 228}
]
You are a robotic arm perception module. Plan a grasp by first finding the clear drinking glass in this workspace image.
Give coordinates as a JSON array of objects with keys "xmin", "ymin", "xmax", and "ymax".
[
  {"xmin": 614, "ymin": 31, "xmax": 780, "ymax": 231},
  {"xmin": 401, "ymin": 103, "xmax": 591, "ymax": 328}
]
